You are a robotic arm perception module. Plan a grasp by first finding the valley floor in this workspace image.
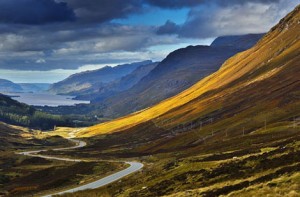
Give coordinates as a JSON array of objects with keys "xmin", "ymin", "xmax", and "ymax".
[
  {"xmin": 0, "ymin": 120, "xmax": 299, "ymax": 197},
  {"xmin": 0, "ymin": 126, "xmax": 125, "ymax": 197},
  {"xmin": 46, "ymin": 122, "xmax": 299, "ymax": 197}
]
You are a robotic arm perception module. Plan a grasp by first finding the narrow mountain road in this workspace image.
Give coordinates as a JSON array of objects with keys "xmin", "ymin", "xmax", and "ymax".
[{"xmin": 18, "ymin": 136, "xmax": 143, "ymax": 197}]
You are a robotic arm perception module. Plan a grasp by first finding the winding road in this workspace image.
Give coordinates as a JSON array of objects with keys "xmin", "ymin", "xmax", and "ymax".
[{"xmin": 18, "ymin": 136, "xmax": 144, "ymax": 197}]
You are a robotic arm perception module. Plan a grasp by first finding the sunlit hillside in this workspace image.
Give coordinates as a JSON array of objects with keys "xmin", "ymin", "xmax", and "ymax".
[
  {"xmin": 1, "ymin": 1, "xmax": 300, "ymax": 197},
  {"xmin": 79, "ymin": 5, "xmax": 300, "ymax": 138}
]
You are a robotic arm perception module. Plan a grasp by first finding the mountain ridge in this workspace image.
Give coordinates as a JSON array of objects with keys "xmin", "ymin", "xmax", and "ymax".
[
  {"xmin": 78, "ymin": 4, "xmax": 300, "ymax": 138},
  {"xmin": 0, "ymin": 79, "xmax": 50, "ymax": 93},
  {"xmin": 48, "ymin": 60, "xmax": 153, "ymax": 95},
  {"xmin": 0, "ymin": 79, "xmax": 23, "ymax": 92},
  {"xmin": 211, "ymin": 33, "xmax": 265, "ymax": 48},
  {"xmin": 75, "ymin": 62, "xmax": 158, "ymax": 101},
  {"xmin": 91, "ymin": 34, "xmax": 264, "ymax": 118}
]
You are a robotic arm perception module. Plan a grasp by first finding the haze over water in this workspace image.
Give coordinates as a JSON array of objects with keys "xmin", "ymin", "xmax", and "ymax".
[{"xmin": 2, "ymin": 92, "xmax": 90, "ymax": 107}]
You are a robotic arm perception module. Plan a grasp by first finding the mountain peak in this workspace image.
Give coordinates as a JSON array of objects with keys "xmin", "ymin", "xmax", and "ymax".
[{"xmin": 211, "ymin": 34, "xmax": 265, "ymax": 49}]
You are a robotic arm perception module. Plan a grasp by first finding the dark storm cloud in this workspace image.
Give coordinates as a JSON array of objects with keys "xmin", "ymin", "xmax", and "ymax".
[
  {"xmin": 157, "ymin": 20, "xmax": 180, "ymax": 35},
  {"xmin": 0, "ymin": 22, "xmax": 177, "ymax": 70},
  {"xmin": 0, "ymin": 0, "xmax": 145, "ymax": 25},
  {"xmin": 0, "ymin": 0, "xmax": 75, "ymax": 25},
  {"xmin": 0, "ymin": 0, "xmax": 298, "ymax": 72},
  {"xmin": 62, "ymin": 0, "xmax": 144, "ymax": 23},
  {"xmin": 0, "ymin": 23, "xmax": 157, "ymax": 53}
]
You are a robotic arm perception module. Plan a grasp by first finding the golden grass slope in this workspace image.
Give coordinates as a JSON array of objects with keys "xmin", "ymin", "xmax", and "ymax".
[{"xmin": 78, "ymin": 4, "xmax": 300, "ymax": 137}]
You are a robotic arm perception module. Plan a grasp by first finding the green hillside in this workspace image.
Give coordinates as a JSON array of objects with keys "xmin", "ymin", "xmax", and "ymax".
[{"xmin": 0, "ymin": 94, "xmax": 70, "ymax": 130}]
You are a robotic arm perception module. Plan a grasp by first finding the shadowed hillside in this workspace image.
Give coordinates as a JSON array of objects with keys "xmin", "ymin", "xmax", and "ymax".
[
  {"xmin": 78, "ymin": 4, "xmax": 300, "ymax": 142},
  {"xmin": 64, "ymin": 5, "xmax": 300, "ymax": 197},
  {"xmin": 92, "ymin": 34, "xmax": 263, "ymax": 118},
  {"xmin": 75, "ymin": 62, "xmax": 158, "ymax": 101},
  {"xmin": 48, "ymin": 60, "xmax": 153, "ymax": 96},
  {"xmin": 0, "ymin": 94, "xmax": 72, "ymax": 130}
]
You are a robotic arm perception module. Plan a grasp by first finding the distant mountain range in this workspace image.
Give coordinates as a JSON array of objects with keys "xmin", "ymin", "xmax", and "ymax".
[
  {"xmin": 79, "ymin": 3, "xmax": 300, "ymax": 141},
  {"xmin": 18, "ymin": 83, "xmax": 50, "ymax": 93},
  {"xmin": 48, "ymin": 60, "xmax": 153, "ymax": 96},
  {"xmin": 0, "ymin": 79, "xmax": 50, "ymax": 93},
  {"xmin": 93, "ymin": 33, "xmax": 264, "ymax": 118},
  {"xmin": 43, "ymin": 34, "xmax": 264, "ymax": 119},
  {"xmin": 0, "ymin": 79, "xmax": 23, "ymax": 92},
  {"xmin": 75, "ymin": 62, "xmax": 158, "ymax": 101}
]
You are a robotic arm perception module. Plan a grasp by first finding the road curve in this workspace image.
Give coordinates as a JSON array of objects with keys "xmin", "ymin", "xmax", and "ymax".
[{"xmin": 18, "ymin": 138, "xmax": 143, "ymax": 197}]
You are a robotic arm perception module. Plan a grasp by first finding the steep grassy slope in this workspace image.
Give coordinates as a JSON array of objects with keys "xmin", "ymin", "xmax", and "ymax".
[
  {"xmin": 93, "ymin": 34, "xmax": 263, "ymax": 118},
  {"xmin": 78, "ymin": 4, "xmax": 300, "ymax": 140},
  {"xmin": 64, "ymin": 5, "xmax": 300, "ymax": 197}
]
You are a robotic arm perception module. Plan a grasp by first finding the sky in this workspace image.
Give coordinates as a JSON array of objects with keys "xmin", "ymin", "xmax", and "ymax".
[{"xmin": 0, "ymin": 0, "xmax": 299, "ymax": 83}]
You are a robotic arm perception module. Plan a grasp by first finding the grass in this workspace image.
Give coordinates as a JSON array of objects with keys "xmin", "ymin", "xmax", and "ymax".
[
  {"xmin": 0, "ymin": 144, "xmax": 125, "ymax": 197},
  {"xmin": 225, "ymin": 172, "xmax": 300, "ymax": 197},
  {"xmin": 52, "ymin": 122, "xmax": 299, "ymax": 197},
  {"xmin": 2, "ymin": 5, "xmax": 300, "ymax": 197},
  {"xmin": 78, "ymin": 3, "xmax": 300, "ymax": 138},
  {"xmin": 0, "ymin": 125, "xmax": 126, "ymax": 197}
]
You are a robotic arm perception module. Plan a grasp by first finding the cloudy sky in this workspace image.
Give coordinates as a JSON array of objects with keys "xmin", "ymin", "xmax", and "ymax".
[{"xmin": 0, "ymin": 0, "xmax": 299, "ymax": 83}]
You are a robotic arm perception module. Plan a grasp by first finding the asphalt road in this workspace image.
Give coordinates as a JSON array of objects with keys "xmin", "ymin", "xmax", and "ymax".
[{"xmin": 18, "ymin": 137, "xmax": 143, "ymax": 197}]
